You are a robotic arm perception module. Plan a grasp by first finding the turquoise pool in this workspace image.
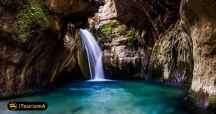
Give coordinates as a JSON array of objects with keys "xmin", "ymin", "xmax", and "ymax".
[{"xmin": 0, "ymin": 81, "xmax": 190, "ymax": 114}]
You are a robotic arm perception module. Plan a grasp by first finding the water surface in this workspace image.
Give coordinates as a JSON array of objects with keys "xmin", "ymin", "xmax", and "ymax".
[{"xmin": 0, "ymin": 81, "xmax": 190, "ymax": 114}]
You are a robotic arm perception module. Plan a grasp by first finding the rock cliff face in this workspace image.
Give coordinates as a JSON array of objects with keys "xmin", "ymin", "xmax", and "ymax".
[
  {"xmin": 0, "ymin": 0, "xmax": 91, "ymax": 98},
  {"xmin": 112, "ymin": 0, "xmax": 181, "ymax": 35},
  {"xmin": 46, "ymin": 0, "xmax": 102, "ymax": 16},
  {"xmin": 89, "ymin": 0, "xmax": 187, "ymax": 81},
  {"xmin": 149, "ymin": 22, "xmax": 193, "ymax": 86},
  {"xmin": 180, "ymin": 0, "xmax": 216, "ymax": 111},
  {"xmin": 92, "ymin": 19, "xmax": 150, "ymax": 79}
]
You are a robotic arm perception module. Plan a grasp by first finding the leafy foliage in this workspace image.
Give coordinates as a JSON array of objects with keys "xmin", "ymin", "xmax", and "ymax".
[
  {"xmin": 98, "ymin": 23, "xmax": 112, "ymax": 36},
  {"xmin": 127, "ymin": 28, "xmax": 136, "ymax": 47},
  {"xmin": 16, "ymin": 0, "xmax": 51, "ymax": 43}
]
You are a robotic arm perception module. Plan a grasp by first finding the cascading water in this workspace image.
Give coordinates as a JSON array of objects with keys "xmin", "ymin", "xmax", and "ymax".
[{"xmin": 80, "ymin": 29, "xmax": 105, "ymax": 81}]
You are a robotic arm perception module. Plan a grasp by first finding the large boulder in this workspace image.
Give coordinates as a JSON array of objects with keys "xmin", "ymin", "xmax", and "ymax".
[{"xmin": 180, "ymin": 0, "xmax": 216, "ymax": 111}]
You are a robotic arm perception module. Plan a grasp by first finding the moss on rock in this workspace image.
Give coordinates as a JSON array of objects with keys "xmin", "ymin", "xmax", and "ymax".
[
  {"xmin": 127, "ymin": 28, "xmax": 136, "ymax": 47},
  {"xmin": 16, "ymin": 0, "xmax": 52, "ymax": 43},
  {"xmin": 98, "ymin": 23, "xmax": 113, "ymax": 36},
  {"xmin": 97, "ymin": 20, "xmax": 137, "ymax": 47}
]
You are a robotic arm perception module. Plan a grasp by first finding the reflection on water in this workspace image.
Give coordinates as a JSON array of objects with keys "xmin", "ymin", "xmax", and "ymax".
[{"xmin": 0, "ymin": 81, "xmax": 190, "ymax": 114}]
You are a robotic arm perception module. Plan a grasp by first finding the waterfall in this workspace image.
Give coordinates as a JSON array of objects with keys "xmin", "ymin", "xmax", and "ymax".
[{"xmin": 80, "ymin": 29, "xmax": 105, "ymax": 81}]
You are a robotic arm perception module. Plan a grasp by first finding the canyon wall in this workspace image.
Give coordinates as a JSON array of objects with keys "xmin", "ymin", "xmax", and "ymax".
[
  {"xmin": 0, "ymin": 0, "xmax": 94, "ymax": 98},
  {"xmin": 149, "ymin": 22, "xmax": 193, "ymax": 86},
  {"xmin": 90, "ymin": 1, "xmax": 216, "ymax": 111},
  {"xmin": 0, "ymin": 1, "xmax": 215, "ymax": 112},
  {"xmin": 89, "ymin": 0, "xmax": 193, "ymax": 85},
  {"xmin": 180, "ymin": 0, "xmax": 216, "ymax": 111}
]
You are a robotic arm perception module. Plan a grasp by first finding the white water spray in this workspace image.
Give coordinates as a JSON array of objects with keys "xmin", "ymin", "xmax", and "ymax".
[{"xmin": 80, "ymin": 29, "xmax": 105, "ymax": 81}]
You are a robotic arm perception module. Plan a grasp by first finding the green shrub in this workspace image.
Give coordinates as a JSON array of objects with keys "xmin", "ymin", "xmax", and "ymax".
[
  {"xmin": 127, "ymin": 28, "xmax": 136, "ymax": 47},
  {"xmin": 99, "ymin": 23, "xmax": 112, "ymax": 36},
  {"xmin": 16, "ymin": 0, "xmax": 51, "ymax": 43}
]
